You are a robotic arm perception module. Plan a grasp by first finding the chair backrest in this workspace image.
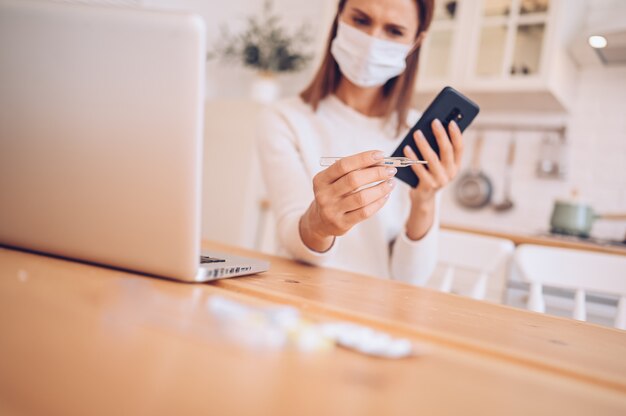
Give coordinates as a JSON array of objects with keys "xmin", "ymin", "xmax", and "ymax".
[
  {"xmin": 514, "ymin": 244, "xmax": 626, "ymax": 329},
  {"xmin": 436, "ymin": 230, "xmax": 515, "ymax": 300},
  {"xmin": 202, "ymin": 100, "xmax": 263, "ymax": 250}
]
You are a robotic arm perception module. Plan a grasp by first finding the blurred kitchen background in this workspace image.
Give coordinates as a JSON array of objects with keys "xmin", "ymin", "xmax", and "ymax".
[
  {"xmin": 75, "ymin": 0, "xmax": 626, "ymax": 326},
  {"xmin": 134, "ymin": 0, "xmax": 626, "ymax": 245}
]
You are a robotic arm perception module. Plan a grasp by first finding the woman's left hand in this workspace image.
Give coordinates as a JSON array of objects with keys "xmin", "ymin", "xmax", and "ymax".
[{"xmin": 402, "ymin": 118, "xmax": 464, "ymax": 240}]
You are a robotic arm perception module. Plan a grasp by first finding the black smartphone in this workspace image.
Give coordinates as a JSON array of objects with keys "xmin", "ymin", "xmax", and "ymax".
[{"xmin": 391, "ymin": 86, "xmax": 479, "ymax": 188}]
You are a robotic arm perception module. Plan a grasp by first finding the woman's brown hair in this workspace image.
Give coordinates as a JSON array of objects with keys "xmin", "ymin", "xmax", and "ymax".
[{"xmin": 300, "ymin": 0, "xmax": 434, "ymax": 135}]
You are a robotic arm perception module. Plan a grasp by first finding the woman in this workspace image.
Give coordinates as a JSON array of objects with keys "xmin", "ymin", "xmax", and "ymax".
[{"xmin": 258, "ymin": 0, "xmax": 464, "ymax": 284}]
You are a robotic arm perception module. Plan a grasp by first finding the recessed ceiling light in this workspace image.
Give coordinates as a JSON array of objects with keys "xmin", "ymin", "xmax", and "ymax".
[{"xmin": 588, "ymin": 35, "xmax": 607, "ymax": 49}]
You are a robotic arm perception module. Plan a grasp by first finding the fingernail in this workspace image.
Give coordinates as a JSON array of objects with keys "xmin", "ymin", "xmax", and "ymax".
[
  {"xmin": 373, "ymin": 151, "xmax": 384, "ymax": 160},
  {"xmin": 434, "ymin": 119, "xmax": 443, "ymax": 128},
  {"xmin": 404, "ymin": 145, "xmax": 414, "ymax": 153},
  {"xmin": 386, "ymin": 167, "xmax": 397, "ymax": 176},
  {"xmin": 418, "ymin": 130, "xmax": 427, "ymax": 141},
  {"xmin": 387, "ymin": 179, "xmax": 396, "ymax": 189}
]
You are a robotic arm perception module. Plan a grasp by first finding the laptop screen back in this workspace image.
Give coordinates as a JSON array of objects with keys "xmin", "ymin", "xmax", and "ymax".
[{"xmin": 0, "ymin": 0, "xmax": 206, "ymax": 280}]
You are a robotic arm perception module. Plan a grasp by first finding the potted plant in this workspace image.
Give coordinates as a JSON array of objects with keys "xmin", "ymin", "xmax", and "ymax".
[{"xmin": 208, "ymin": 0, "xmax": 314, "ymax": 102}]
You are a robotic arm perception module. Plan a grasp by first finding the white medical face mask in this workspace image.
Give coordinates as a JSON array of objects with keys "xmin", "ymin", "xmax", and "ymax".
[{"xmin": 331, "ymin": 21, "xmax": 414, "ymax": 88}]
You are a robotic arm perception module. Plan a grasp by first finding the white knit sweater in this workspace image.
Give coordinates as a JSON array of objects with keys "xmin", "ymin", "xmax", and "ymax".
[{"xmin": 257, "ymin": 95, "xmax": 439, "ymax": 285}]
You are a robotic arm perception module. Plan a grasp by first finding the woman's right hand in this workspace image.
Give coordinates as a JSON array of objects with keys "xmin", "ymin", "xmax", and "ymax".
[{"xmin": 299, "ymin": 150, "xmax": 397, "ymax": 252}]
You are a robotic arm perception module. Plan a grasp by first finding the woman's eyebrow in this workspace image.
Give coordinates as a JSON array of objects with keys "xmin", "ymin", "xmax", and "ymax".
[
  {"xmin": 350, "ymin": 7, "xmax": 371, "ymax": 19},
  {"xmin": 350, "ymin": 7, "xmax": 409, "ymax": 31},
  {"xmin": 385, "ymin": 23, "xmax": 408, "ymax": 32}
]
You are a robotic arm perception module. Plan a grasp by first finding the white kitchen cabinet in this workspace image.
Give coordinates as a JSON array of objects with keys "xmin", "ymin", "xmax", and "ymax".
[
  {"xmin": 419, "ymin": 0, "xmax": 466, "ymax": 84},
  {"xmin": 416, "ymin": 0, "xmax": 587, "ymax": 112}
]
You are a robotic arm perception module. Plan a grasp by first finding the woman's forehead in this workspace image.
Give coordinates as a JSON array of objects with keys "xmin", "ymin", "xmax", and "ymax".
[{"xmin": 344, "ymin": 0, "xmax": 419, "ymax": 29}]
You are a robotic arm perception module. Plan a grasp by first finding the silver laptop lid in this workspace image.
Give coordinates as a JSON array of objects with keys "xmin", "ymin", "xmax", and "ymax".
[{"xmin": 0, "ymin": 0, "xmax": 206, "ymax": 280}]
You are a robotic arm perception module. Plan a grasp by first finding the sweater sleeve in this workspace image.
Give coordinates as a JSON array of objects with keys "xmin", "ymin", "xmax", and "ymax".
[
  {"xmin": 389, "ymin": 192, "xmax": 441, "ymax": 285},
  {"xmin": 256, "ymin": 104, "xmax": 338, "ymax": 265}
]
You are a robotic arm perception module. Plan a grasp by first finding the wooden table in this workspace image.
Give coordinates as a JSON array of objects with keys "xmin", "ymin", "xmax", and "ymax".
[{"xmin": 1, "ymin": 244, "xmax": 626, "ymax": 416}]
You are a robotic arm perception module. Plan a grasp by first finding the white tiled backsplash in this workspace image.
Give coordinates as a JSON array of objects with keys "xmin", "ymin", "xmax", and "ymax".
[{"xmin": 440, "ymin": 66, "xmax": 626, "ymax": 241}]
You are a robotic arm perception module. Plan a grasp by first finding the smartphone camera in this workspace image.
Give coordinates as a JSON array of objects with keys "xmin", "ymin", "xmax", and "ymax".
[{"xmin": 444, "ymin": 107, "xmax": 463, "ymax": 126}]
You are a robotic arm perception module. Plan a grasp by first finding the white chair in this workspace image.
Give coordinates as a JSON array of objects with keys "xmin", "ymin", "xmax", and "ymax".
[
  {"xmin": 434, "ymin": 230, "xmax": 515, "ymax": 301},
  {"xmin": 513, "ymin": 244, "xmax": 626, "ymax": 330}
]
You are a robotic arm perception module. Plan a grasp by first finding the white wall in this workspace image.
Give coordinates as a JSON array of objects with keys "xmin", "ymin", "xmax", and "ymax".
[{"xmin": 143, "ymin": 0, "xmax": 338, "ymax": 99}]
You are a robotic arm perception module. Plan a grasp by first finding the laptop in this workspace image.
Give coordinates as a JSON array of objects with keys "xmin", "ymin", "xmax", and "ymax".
[{"xmin": 0, "ymin": 0, "xmax": 269, "ymax": 282}]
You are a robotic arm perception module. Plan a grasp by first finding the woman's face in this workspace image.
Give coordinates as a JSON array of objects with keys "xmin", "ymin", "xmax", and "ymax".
[{"xmin": 339, "ymin": 0, "xmax": 419, "ymax": 45}]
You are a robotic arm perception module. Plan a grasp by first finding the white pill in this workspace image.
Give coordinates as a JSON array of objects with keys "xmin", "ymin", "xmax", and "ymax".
[{"xmin": 385, "ymin": 339, "xmax": 413, "ymax": 358}]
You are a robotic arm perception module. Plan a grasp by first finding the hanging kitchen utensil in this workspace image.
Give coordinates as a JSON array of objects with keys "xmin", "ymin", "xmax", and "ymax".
[
  {"xmin": 536, "ymin": 131, "xmax": 567, "ymax": 179},
  {"xmin": 493, "ymin": 134, "xmax": 516, "ymax": 212},
  {"xmin": 454, "ymin": 132, "xmax": 493, "ymax": 209}
]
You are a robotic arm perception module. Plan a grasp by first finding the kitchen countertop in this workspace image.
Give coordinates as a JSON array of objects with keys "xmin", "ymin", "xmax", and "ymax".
[{"xmin": 442, "ymin": 223, "xmax": 626, "ymax": 257}]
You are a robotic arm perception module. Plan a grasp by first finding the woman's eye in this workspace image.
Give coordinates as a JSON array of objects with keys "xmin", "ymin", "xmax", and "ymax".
[
  {"xmin": 352, "ymin": 16, "xmax": 369, "ymax": 26},
  {"xmin": 388, "ymin": 28, "xmax": 404, "ymax": 37}
]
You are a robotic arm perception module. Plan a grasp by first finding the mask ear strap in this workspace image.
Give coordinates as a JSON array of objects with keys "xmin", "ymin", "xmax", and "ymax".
[{"xmin": 407, "ymin": 31, "xmax": 427, "ymax": 55}]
